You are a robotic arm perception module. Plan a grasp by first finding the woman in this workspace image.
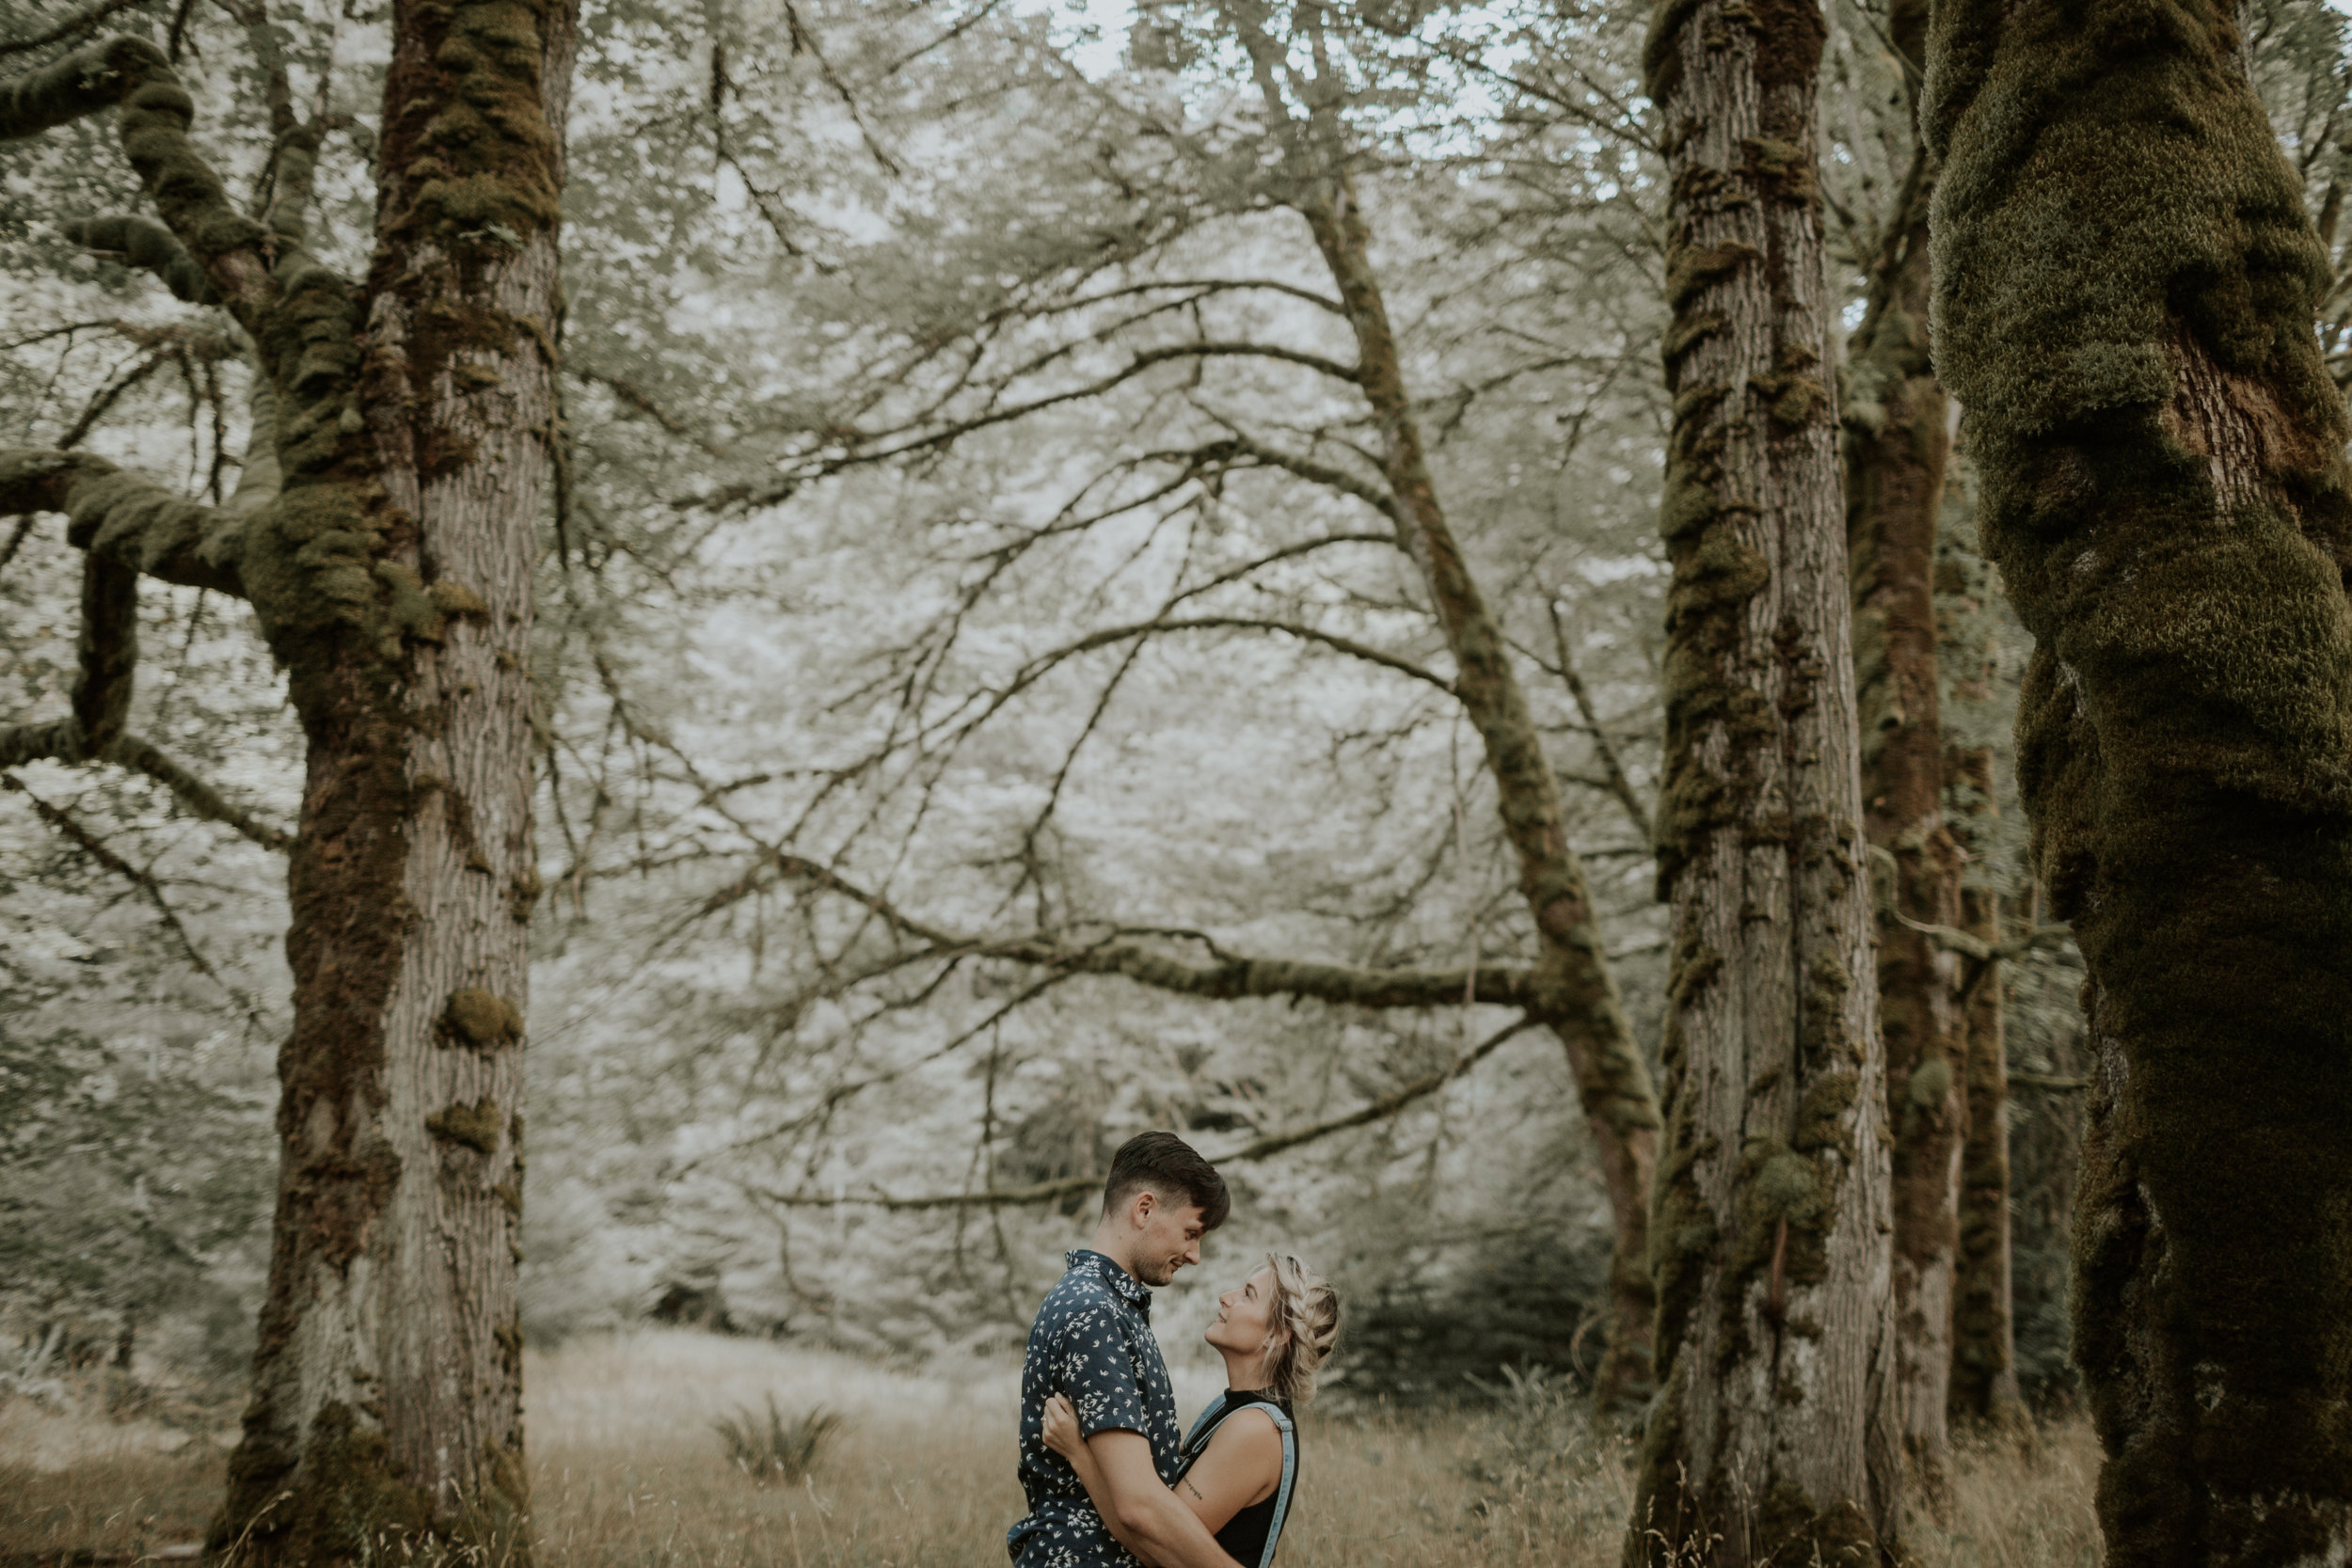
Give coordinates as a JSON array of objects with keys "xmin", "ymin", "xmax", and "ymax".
[{"xmin": 1042, "ymin": 1253, "xmax": 1341, "ymax": 1568}]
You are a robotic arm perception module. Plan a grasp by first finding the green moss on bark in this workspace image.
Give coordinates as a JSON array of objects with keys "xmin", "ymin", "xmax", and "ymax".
[
  {"xmin": 1928, "ymin": 0, "xmax": 2352, "ymax": 1557},
  {"xmin": 213, "ymin": 1401, "xmax": 433, "ymax": 1564},
  {"xmin": 426, "ymin": 1097, "xmax": 503, "ymax": 1154},
  {"xmin": 443, "ymin": 987, "xmax": 524, "ymax": 1048},
  {"xmin": 214, "ymin": 1401, "xmax": 527, "ymax": 1566}
]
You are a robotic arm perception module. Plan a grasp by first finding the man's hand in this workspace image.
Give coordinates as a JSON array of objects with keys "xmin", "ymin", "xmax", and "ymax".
[
  {"xmin": 1041, "ymin": 1392, "xmax": 1083, "ymax": 1461},
  {"xmin": 1088, "ymin": 1430, "xmax": 1247, "ymax": 1568}
]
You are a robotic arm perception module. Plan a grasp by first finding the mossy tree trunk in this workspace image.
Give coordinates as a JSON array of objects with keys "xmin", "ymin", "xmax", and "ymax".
[
  {"xmin": 1843, "ymin": 0, "xmax": 1964, "ymax": 1495},
  {"xmin": 0, "ymin": 4, "xmax": 574, "ymax": 1560},
  {"xmin": 1934, "ymin": 462, "xmax": 2025, "ymax": 1428},
  {"xmin": 1225, "ymin": 5, "xmax": 1665, "ymax": 1414},
  {"xmin": 1629, "ymin": 0, "xmax": 1902, "ymax": 1554},
  {"xmin": 1928, "ymin": 0, "xmax": 2352, "ymax": 1560}
]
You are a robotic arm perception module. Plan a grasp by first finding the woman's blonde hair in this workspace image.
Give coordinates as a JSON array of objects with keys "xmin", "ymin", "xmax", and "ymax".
[{"xmin": 1260, "ymin": 1253, "xmax": 1342, "ymax": 1406}]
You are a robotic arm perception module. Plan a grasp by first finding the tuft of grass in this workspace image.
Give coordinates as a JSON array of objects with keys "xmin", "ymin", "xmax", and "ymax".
[{"xmin": 712, "ymin": 1394, "xmax": 842, "ymax": 1483}]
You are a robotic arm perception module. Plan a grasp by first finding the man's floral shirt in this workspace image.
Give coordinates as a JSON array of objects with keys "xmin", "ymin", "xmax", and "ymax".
[{"xmin": 1006, "ymin": 1249, "xmax": 1182, "ymax": 1566}]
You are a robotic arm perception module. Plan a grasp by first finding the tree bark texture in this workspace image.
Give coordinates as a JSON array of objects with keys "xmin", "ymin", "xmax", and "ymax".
[
  {"xmin": 0, "ymin": 8, "xmax": 572, "ymax": 1560},
  {"xmin": 213, "ymin": 4, "xmax": 575, "ymax": 1560},
  {"xmin": 1933, "ymin": 462, "xmax": 2024, "ymax": 1426},
  {"xmin": 1928, "ymin": 0, "xmax": 2352, "ymax": 1560},
  {"xmin": 1845, "ymin": 163, "xmax": 1963, "ymax": 1497},
  {"xmin": 1295, "ymin": 173, "xmax": 1664, "ymax": 1411},
  {"xmin": 1630, "ymin": 0, "xmax": 1902, "ymax": 1555}
]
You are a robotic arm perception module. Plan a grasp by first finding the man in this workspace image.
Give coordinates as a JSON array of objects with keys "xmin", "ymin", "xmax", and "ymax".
[{"xmin": 1008, "ymin": 1132, "xmax": 1244, "ymax": 1568}]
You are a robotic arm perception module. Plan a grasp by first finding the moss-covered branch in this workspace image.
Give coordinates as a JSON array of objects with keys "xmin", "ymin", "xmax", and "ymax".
[
  {"xmin": 0, "ymin": 552, "xmax": 135, "ymax": 766},
  {"xmin": 0, "ymin": 449, "xmax": 246, "ymax": 594},
  {"xmin": 0, "ymin": 38, "xmax": 272, "ymax": 309},
  {"xmin": 65, "ymin": 214, "xmax": 221, "ymax": 304}
]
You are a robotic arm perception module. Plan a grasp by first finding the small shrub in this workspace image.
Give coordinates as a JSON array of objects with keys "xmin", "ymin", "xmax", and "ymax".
[{"xmin": 711, "ymin": 1394, "xmax": 841, "ymax": 1483}]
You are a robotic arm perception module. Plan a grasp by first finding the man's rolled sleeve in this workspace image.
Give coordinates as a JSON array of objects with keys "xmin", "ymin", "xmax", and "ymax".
[{"xmin": 1049, "ymin": 1303, "xmax": 1152, "ymax": 1438}]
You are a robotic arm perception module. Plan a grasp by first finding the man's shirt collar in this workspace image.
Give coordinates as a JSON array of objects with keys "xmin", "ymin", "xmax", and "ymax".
[{"xmin": 1067, "ymin": 1247, "xmax": 1152, "ymax": 1316}]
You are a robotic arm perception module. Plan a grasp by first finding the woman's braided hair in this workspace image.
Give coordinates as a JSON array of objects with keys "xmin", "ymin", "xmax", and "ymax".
[{"xmin": 1261, "ymin": 1253, "xmax": 1342, "ymax": 1407}]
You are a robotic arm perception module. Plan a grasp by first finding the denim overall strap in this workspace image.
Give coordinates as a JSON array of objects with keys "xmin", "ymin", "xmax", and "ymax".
[{"xmin": 1174, "ymin": 1396, "xmax": 1298, "ymax": 1568}]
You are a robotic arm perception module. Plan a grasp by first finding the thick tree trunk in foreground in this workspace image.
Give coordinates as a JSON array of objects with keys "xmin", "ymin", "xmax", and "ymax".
[
  {"xmin": 1846, "ymin": 164, "xmax": 1963, "ymax": 1499},
  {"xmin": 1929, "ymin": 1, "xmax": 2352, "ymax": 1560},
  {"xmin": 215, "ymin": 5, "xmax": 573, "ymax": 1560},
  {"xmin": 1629, "ymin": 0, "xmax": 1901, "ymax": 1554},
  {"xmin": 1227, "ymin": 7, "xmax": 1664, "ymax": 1413},
  {"xmin": 0, "ymin": 5, "xmax": 570, "ymax": 1560}
]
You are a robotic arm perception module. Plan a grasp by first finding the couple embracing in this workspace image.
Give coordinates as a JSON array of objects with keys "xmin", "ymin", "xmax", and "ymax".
[{"xmin": 1007, "ymin": 1132, "xmax": 1343, "ymax": 1568}]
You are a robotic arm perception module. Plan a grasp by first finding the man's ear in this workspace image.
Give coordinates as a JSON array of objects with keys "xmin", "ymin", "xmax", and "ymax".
[{"xmin": 1130, "ymin": 1188, "xmax": 1158, "ymax": 1227}]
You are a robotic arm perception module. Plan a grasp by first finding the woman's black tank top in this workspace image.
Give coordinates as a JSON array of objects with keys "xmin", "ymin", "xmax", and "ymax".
[{"xmin": 1175, "ymin": 1388, "xmax": 1297, "ymax": 1568}]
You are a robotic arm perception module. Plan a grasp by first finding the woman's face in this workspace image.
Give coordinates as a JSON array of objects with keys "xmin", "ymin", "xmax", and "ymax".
[{"xmin": 1205, "ymin": 1266, "xmax": 1284, "ymax": 1363}]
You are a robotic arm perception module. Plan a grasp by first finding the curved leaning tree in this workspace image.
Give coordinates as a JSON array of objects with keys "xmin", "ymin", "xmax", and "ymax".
[
  {"xmin": 1929, "ymin": 0, "xmax": 2352, "ymax": 1563},
  {"xmin": 0, "ymin": 2, "xmax": 576, "ymax": 1560}
]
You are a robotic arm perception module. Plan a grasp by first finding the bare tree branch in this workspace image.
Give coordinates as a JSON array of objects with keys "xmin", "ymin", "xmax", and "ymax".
[
  {"xmin": 1039, "ymin": 613, "xmax": 1451, "ymax": 693},
  {"xmin": 0, "ymin": 0, "xmax": 152, "ymax": 60},
  {"xmin": 1546, "ymin": 595, "xmax": 1648, "ymax": 838},
  {"xmin": 707, "ymin": 848, "xmax": 1539, "ymax": 1011},
  {"xmin": 103, "ymin": 732, "xmax": 293, "ymax": 851},
  {"xmin": 0, "ymin": 769, "xmax": 263, "ymax": 1022},
  {"xmin": 747, "ymin": 1014, "xmax": 1541, "ymax": 1209}
]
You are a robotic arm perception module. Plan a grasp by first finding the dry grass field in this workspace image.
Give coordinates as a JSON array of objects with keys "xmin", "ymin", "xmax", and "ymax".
[{"xmin": 1, "ymin": 1331, "xmax": 2101, "ymax": 1566}]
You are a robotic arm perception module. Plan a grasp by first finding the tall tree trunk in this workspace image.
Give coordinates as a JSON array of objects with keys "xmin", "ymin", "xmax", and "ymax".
[
  {"xmin": 204, "ymin": 3, "xmax": 575, "ymax": 1560},
  {"xmin": 1846, "ymin": 163, "xmax": 1963, "ymax": 1502},
  {"xmin": 1630, "ymin": 0, "xmax": 1902, "ymax": 1553},
  {"xmin": 1297, "ymin": 175, "xmax": 1665, "ymax": 1413},
  {"xmin": 1225, "ymin": 7, "xmax": 1665, "ymax": 1413},
  {"xmin": 1, "ymin": 7, "xmax": 569, "ymax": 1551},
  {"xmin": 1934, "ymin": 458, "xmax": 2024, "ymax": 1428},
  {"xmin": 1928, "ymin": 2, "xmax": 2352, "ymax": 1561}
]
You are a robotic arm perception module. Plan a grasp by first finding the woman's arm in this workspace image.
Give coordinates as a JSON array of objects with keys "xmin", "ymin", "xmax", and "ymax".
[
  {"xmin": 1041, "ymin": 1394, "xmax": 1168, "ymax": 1567},
  {"xmin": 1164, "ymin": 1408, "xmax": 1281, "ymax": 1533}
]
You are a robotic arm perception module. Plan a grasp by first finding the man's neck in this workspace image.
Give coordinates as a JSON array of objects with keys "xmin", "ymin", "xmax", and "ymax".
[{"xmin": 1087, "ymin": 1228, "xmax": 1138, "ymax": 1279}]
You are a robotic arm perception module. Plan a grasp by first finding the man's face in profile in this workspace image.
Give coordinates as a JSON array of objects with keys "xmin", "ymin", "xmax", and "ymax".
[{"xmin": 1129, "ymin": 1194, "xmax": 1208, "ymax": 1286}]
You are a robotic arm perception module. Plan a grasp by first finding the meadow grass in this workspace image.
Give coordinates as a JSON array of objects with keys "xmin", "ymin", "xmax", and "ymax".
[{"xmin": 1, "ymin": 1330, "xmax": 2100, "ymax": 1566}]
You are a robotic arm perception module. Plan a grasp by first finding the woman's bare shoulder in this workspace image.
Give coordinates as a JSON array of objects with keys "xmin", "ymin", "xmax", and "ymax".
[{"xmin": 1203, "ymin": 1404, "xmax": 1285, "ymax": 1461}]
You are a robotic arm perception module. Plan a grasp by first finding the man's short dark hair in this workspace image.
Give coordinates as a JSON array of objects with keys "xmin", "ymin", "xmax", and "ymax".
[{"xmin": 1102, "ymin": 1132, "xmax": 1230, "ymax": 1230}]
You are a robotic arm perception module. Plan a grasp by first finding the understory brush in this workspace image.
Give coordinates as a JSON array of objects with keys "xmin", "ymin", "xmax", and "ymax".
[{"xmin": 0, "ymin": 1331, "xmax": 2100, "ymax": 1566}]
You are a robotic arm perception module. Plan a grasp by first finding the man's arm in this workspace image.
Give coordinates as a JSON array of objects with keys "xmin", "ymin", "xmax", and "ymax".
[
  {"xmin": 1050, "ymin": 1418, "xmax": 1163, "ymax": 1567},
  {"xmin": 1087, "ymin": 1430, "xmax": 1248, "ymax": 1568}
]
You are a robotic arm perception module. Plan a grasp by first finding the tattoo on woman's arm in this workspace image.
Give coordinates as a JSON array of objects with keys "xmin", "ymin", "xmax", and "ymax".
[{"xmin": 1183, "ymin": 1478, "xmax": 1204, "ymax": 1500}]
